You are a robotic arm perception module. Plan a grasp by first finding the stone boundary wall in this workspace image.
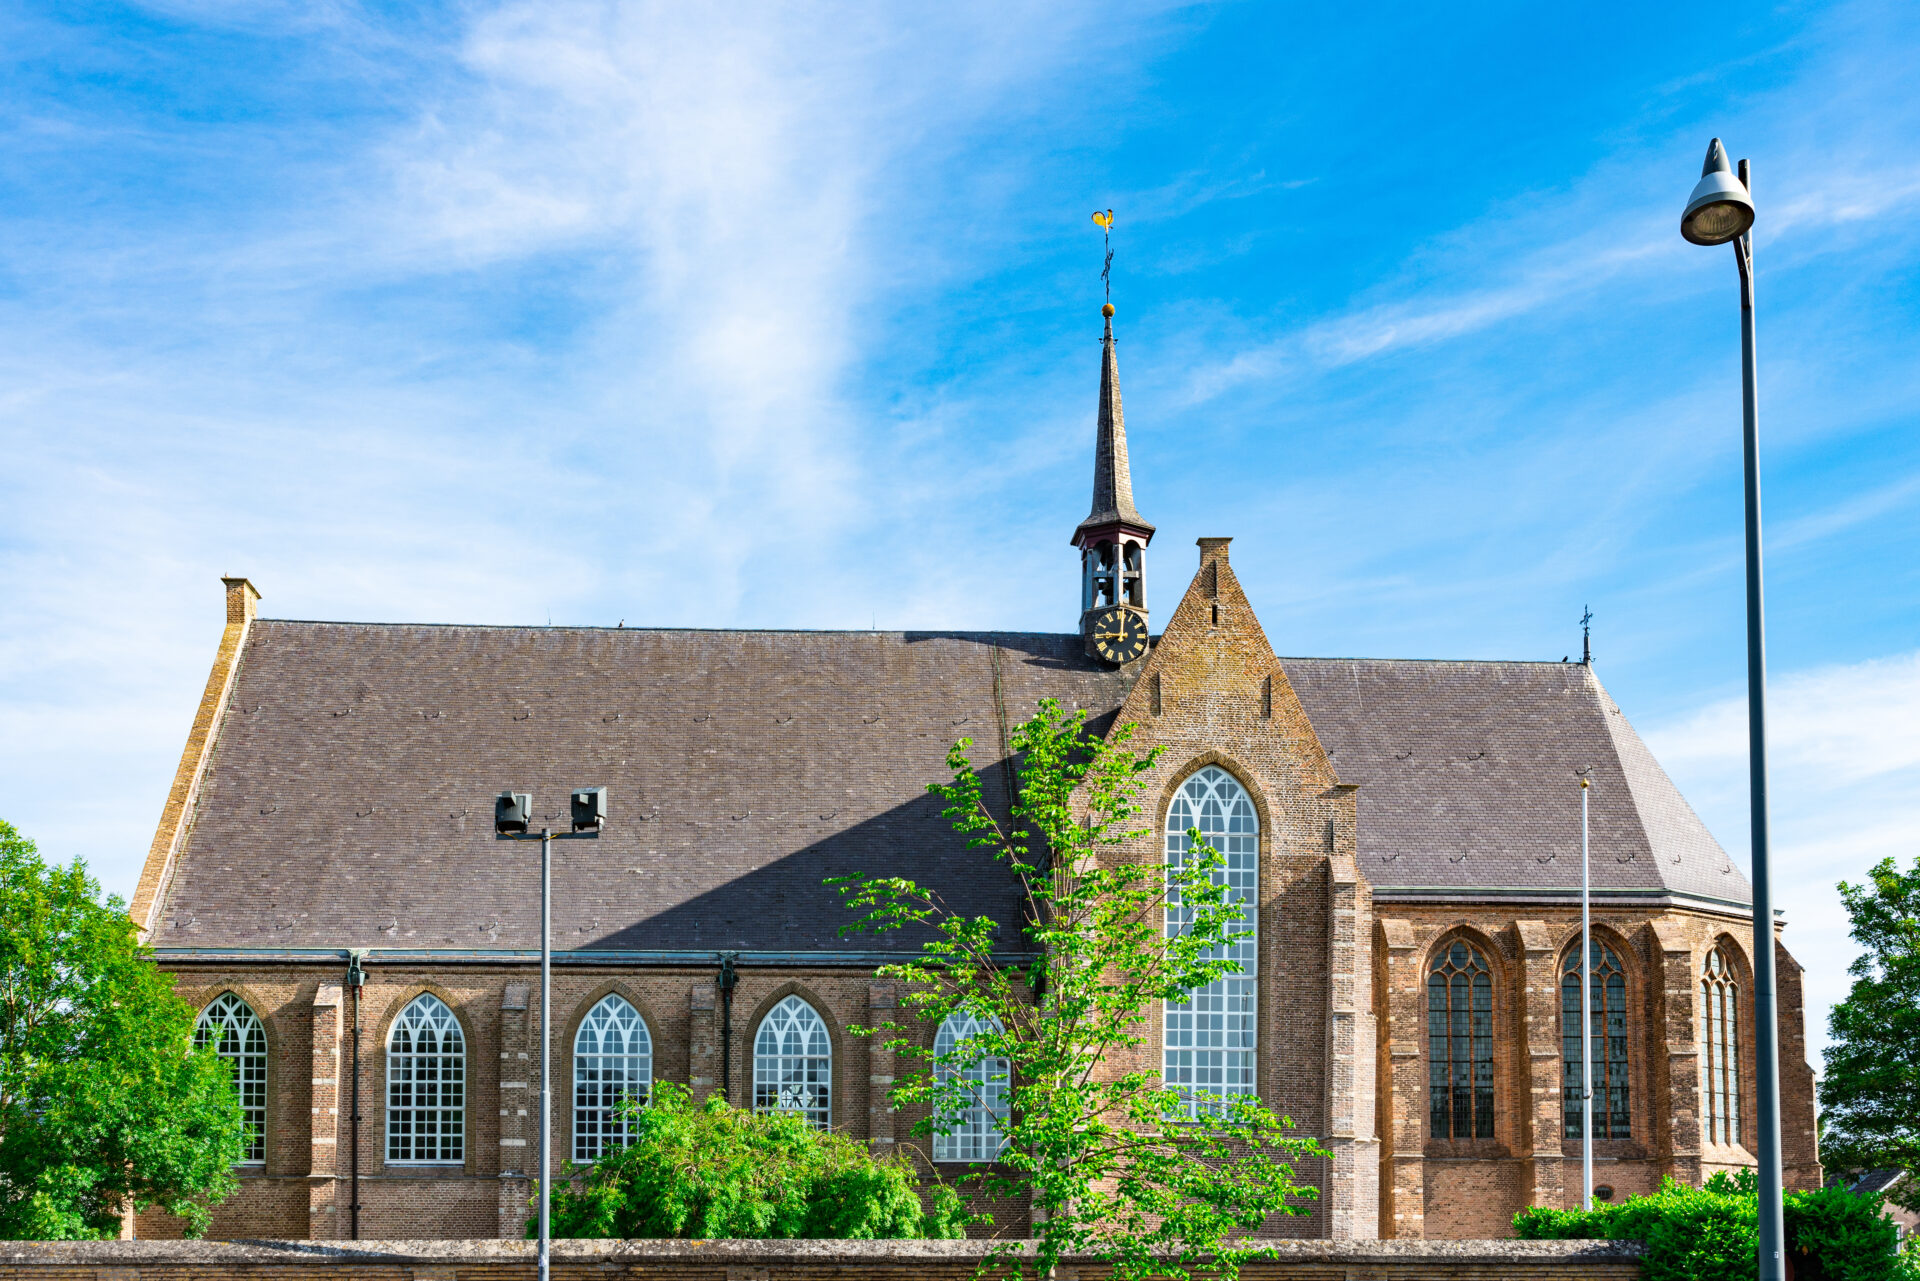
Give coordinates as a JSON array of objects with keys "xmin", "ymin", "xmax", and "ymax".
[{"xmin": 1, "ymin": 1238, "xmax": 1643, "ymax": 1281}]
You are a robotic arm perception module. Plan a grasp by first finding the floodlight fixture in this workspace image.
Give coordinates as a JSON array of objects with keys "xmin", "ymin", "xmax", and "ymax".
[
  {"xmin": 495, "ymin": 790, "xmax": 531, "ymax": 834},
  {"xmin": 570, "ymin": 786, "xmax": 608, "ymax": 832}
]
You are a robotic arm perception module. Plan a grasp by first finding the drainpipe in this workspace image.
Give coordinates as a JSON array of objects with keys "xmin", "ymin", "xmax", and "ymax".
[
  {"xmin": 346, "ymin": 949, "xmax": 367, "ymax": 1239},
  {"xmin": 717, "ymin": 953, "xmax": 739, "ymax": 1103}
]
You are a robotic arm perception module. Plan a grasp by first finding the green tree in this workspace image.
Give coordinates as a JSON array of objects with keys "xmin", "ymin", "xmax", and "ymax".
[
  {"xmin": 542, "ymin": 1082, "xmax": 965, "ymax": 1239},
  {"xmin": 833, "ymin": 699, "xmax": 1327, "ymax": 1281},
  {"xmin": 1822, "ymin": 856, "xmax": 1920, "ymax": 1215},
  {"xmin": 0, "ymin": 820, "xmax": 246, "ymax": 1238}
]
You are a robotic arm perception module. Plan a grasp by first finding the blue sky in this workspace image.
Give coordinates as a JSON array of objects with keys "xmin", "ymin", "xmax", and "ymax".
[{"xmin": 4, "ymin": 1, "xmax": 1918, "ymax": 1070}]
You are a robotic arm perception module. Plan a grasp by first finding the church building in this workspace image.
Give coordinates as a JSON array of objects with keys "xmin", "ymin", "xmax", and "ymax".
[{"xmin": 130, "ymin": 304, "xmax": 1821, "ymax": 1242}]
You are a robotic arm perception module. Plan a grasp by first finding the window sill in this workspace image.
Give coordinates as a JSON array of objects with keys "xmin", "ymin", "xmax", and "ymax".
[
  {"xmin": 1423, "ymin": 1140, "xmax": 1511, "ymax": 1160},
  {"xmin": 1700, "ymin": 1141, "xmax": 1756, "ymax": 1162},
  {"xmin": 381, "ymin": 1162, "xmax": 468, "ymax": 1175}
]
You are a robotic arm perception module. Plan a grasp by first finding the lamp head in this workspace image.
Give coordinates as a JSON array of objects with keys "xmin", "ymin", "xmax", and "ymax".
[
  {"xmin": 570, "ymin": 786, "xmax": 608, "ymax": 832},
  {"xmin": 1681, "ymin": 137, "xmax": 1754, "ymax": 246},
  {"xmin": 495, "ymin": 790, "xmax": 531, "ymax": 834}
]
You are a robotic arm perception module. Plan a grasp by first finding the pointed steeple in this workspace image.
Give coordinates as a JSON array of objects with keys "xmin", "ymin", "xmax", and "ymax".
[
  {"xmin": 1074, "ymin": 304, "xmax": 1155, "ymax": 544},
  {"xmin": 1072, "ymin": 304, "xmax": 1155, "ymax": 663}
]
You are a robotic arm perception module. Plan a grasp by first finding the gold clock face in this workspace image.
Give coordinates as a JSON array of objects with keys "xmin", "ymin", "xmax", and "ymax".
[{"xmin": 1089, "ymin": 607, "xmax": 1149, "ymax": 665}]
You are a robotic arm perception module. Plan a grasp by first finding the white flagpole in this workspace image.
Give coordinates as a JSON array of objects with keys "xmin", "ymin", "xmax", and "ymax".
[{"xmin": 1581, "ymin": 777, "xmax": 1594, "ymax": 1211}]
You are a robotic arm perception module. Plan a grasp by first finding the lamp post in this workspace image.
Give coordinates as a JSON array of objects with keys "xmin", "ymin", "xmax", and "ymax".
[
  {"xmin": 1680, "ymin": 137, "xmax": 1784, "ymax": 1281},
  {"xmin": 495, "ymin": 787, "xmax": 608, "ymax": 1281},
  {"xmin": 1580, "ymin": 776, "xmax": 1593, "ymax": 1212}
]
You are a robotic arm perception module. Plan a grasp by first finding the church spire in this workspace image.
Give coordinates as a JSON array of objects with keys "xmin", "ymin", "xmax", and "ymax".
[
  {"xmin": 1073, "ymin": 303, "xmax": 1155, "ymax": 665},
  {"xmin": 1074, "ymin": 304, "xmax": 1155, "ymax": 543}
]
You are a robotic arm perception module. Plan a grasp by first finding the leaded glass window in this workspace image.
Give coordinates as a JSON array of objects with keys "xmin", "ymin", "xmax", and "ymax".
[
  {"xmin": 1163, "ymin": 765, "xmax": 1259, "ymax": 1110},
  {"xmin": 933, "ymin": 1011, "xmax": 1009, "ymax": 1162},
  {"xmin": 573, "ymin": 994, "xmax": 652, "ymax": 1162},
  {"xmin": 194, "ymin": 993, "xmax": 267, "ymax": 1164},
  {"xmin": 754, "ymin": 995, "xmax": 830, "ymax": 1128},
  {"xmin": 1428, "ymin": 940, "xmax": 1494, "ymax": 1140},
  {"xmin": 1700, "ymin": 947, "xmax": 1741, "ymax": 1146},
  {"xmin": 387, "ymin": 994, "xmax": 464, "ymax": 1164},
  {"xmin": 1562, "ymin": 940, "xmax": 1630, "ymax": 1139}
]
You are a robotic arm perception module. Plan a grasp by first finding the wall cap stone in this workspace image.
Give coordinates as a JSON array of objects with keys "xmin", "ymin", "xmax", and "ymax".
[
  {"xmin": 1515, "ymin": 919, "xmax": 1553, "ymax": 952},
  {"xmin": 1379, "ymin": 918, "xmax": 1416, "ymax": 951},
  {"xmin": 2, "ymin": 1239, "xmax": 1644, "ymax": 1265}
]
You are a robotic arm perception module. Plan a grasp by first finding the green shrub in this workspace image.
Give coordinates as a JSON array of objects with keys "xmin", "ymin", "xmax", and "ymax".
[
  {"xmin": 534, "ymin": 1083, "xmax": 968, "ymax": 1240},
  {"xmin": 1515, "ymin": 1169, "xmax": 1913, "ymax": 1281}
]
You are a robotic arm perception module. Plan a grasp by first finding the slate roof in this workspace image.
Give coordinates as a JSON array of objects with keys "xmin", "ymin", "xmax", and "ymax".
[
  {"xmin": 1282, "ymin": 659, "xmax": 1748, "ymax": 904},
  {"xmin": 149, "ymin": 625, "xmax": 1746, "ymax": 956}
]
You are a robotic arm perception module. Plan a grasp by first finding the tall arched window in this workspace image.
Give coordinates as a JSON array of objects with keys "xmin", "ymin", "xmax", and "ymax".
[
  {"xmin": 933, "ymin": 1011, "xmax": 1010, "ymax": 1162},
  {"xmin": 1701, "ymin": 947, "xmax": 1742, "ymax": 1146},
  {"xmin": 1429, "ymin": 940, "xmax": 1494, "ymax": 1139},
  {"xmin": 574, "ymin": 995, "xmax": 652, "ymax": 1162},
  {"xmin": 1163, "ymin": 765, "xmax": 1260, "ymax": 1110},
  {"xmin": 754, "ymin": 995, "xmax": 830, "ymax": 1128},
  {"xmin": 1562, "ymin": 940, "xmax": 1630, "ymax": 1139},
  {"xmin": 387, "ymin": 994, "xmax": 464, "ymax": 1164},
  {"xmin": 194, "ymin": 993, "xmax": 268, "ymax": 1164}
]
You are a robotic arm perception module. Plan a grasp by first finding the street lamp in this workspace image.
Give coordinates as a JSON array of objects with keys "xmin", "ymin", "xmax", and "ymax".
[
  {"xmin": 496, "ymin": 787, "xmax": 607, "ymax": 1281},
  {"xmin": 1680, "ymin": 137, "xmax": 1784, "ymax": 1281}
]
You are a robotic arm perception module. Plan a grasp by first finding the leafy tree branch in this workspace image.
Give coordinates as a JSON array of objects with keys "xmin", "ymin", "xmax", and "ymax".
[{"xmin": 833, "ymin": 698, "xmax": 1326, "ymax": 1280}]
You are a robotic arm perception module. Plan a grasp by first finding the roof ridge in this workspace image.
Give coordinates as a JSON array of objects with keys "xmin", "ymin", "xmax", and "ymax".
[
  {"xmin": 250, "ymin": 619, "xmax": 1595, "ymax": 668},
  {"xmin": 254, "ymin": 620, "xmax": 1085, "ymax": 637}
]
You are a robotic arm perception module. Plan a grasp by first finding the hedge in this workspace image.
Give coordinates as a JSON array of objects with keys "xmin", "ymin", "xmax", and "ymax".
[{"xmin": 1515, "ymin": 1169, "xmax": 1917, "ymax": 1281}]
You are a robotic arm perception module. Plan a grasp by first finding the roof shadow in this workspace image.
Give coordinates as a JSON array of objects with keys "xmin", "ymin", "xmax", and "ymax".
[{"xmin": 582, "ymin": 754, "xmax": 1032, "ymax": 953}]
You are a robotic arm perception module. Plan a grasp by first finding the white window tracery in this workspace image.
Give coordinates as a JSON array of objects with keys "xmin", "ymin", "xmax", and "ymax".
[
  {"xmin": 753, "ymin": 995, "xmax": 831, "ymax": 1128},
  {"xmin": 387, "ymin": 994, "xmax": 464, "ymax": 1164},
  {"xmin": 573, "ymin": 994, "xmax": 652, "ymax": 1162},
  {"xmin": 1163, "ymin": 765, "xmax": 1259, "ymax": 1109},
  {"xmin": 933, "ymin": 1011, "xmax": 1010, "ymax": 1162},
  {"xmin": 194, "ymin": 993, "xmax": 268, "ymax": 1164}
]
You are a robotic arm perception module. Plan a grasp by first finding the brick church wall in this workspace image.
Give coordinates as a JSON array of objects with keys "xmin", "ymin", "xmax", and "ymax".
[
  {"xmin": 132, "ymin": 554, "xmax": 1819, "ymax": 1246},
  {"xmin": 137, "ymin": 963, "xmax": 1012, "ymax": 1241},
  {"xmin": 1094, "ymin": 537, "xmax": 1374, "ymax": 1238},
  {"xmin": 1373, "ymin": 904, "xmax": 1820, "ymax": 1240}
]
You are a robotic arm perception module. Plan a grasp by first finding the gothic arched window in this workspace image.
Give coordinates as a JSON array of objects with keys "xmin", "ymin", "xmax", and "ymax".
[
  {"xmin": 754, "ymin": 995, "xmax": 831, "ymax": 1128},
  {"xmin": 1562, "ymin": 940, "xmax": 1630, "ymax": 1139},
  {"xmin": 194, "ymin": 993, "xmax": 268, "ymax": 1164},
  {"xmin": 933, "ymin": 1011, "xmax": 1010, "ymax": 1162},
  {"xmin": 387, "ymin": 994, "xmax": 464, "ymax": 1164},
  {"xmin": 573, "ymin": 994, "xmax": 652, "ymax": 1162},
  {"xmin": 1163, "ymin": 765, "xmax": 1259, "ymax": 1110},
  {"xmin": 1428, "ymin": 940, "xmax": 1494, "ymax": 1140},
  {"xmin": 1701, "ymin": 947, "xmax": 1742, "ymax": 1146}
]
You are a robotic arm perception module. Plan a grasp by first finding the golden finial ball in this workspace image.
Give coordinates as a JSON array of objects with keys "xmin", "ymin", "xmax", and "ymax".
[{"xmin": 1102, "ymin": 303, "xmax": 1115, "ymax": 317}]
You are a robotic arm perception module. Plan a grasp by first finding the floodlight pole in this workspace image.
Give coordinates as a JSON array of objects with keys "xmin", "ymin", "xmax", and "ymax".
[
  {"xmin": 497, "ymin": 818, "xmax": 600, "ymax": 1281},
  {"xmin": 1731, "ymin": 160, "xmax": 1787, "ymax": 1281},
  {"xmin": 1580, "ymin": 778, "xmax": 1593, "ymax": 1212},
  {"xmin": 540, "ymin": 826, "xmax": 552, "ymax": 1281}
]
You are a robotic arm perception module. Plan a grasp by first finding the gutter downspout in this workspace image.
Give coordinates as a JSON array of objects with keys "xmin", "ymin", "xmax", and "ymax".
[
  {"xmin": 717, "ymin": 953, "xmax": 739, "ymax": 1102},
  {"xmin": 346, "ymin": 949, "xmax": 367, "ymax": 1239}
]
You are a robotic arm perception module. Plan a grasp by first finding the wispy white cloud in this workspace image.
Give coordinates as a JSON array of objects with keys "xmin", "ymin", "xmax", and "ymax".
[
  {"xmin": 1652, "ymin": 650, "xmax": 1920, "ymax": 790},
  {"xmin": 0, "ymin": 0, "xmax": 1163, "ymax": 897},
  {"xmin": 1646, "ymin": 650, "xmax": 1920, "ymax": 1069}
]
